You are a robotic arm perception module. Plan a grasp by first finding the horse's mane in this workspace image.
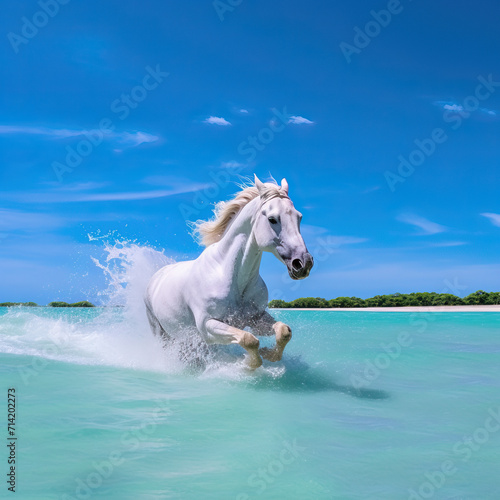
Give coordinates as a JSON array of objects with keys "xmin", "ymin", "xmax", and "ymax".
[{"xmin": 192, "ymin": 180, "xmax": 288, "ymax": 247}]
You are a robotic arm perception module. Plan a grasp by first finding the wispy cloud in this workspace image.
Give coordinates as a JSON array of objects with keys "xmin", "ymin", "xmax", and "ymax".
[
  {"xmin": 301, "ymin": 225, "xmax": 368, "ymax": 247},
  {"xmin": 361, "ymin": 185, "xmax": 381, "ymax": 194},
  {"xmin": 288, "ymin": 115, "xmax": 314, "ymax": 125},
  {"xmin": 0, "ymin": 210, "xmax": 65, "ymax": 232},
  {"xmin": 480, "ymin": 108, "xmax": 497, "ymax": 116},
  {"xmin": 0, "ymin": 125, "xmax": 159, "ymax": 149},
  {"xmin": 428, "ymin": 241, "xmax": 468, "ymax": 247},
  {"xmin": 220, "ymin": 161, "xmax": 244, "ymax": 169},
  {"xmin": 433, "ymin": 101, "xmax": 497, "ymax": 117},
  {"xmin": 42, "ymin": 181, "xmax": 110, "ymax": 191},
  {"xmin": 63, "ymin": 186, "xmax": 206, "ymax": 202},
  {"xmin": 1, "ymin": 180, "xmax": 209, "ymax": 204},
  {"xmin": 397, "ymin": 214, "xmax": 447, "ymax": 235},
  {"xmin": 435, "ymin": 101, "xmax": 464, "ymax": 113},
  {"xmin": 0, "ymin": 125, "xmax": 78, "ymax": 138},
  {"xmin": 317, "ymin": 235, "xmax": 368, "ymax": 247},
  {"xmin": 481, "ymin": 212, "xmax": 500, "ymax": 227},
  {"xmin": 239, "ymin": 109, "xmax": 249, "ymax": 114},
  {"xmin": 114, "ymin": 131, "xmax": 159, "ymax": 147},
  {"xmin": 204, "ymin": 116, "xmax": 231, "ymax": 126},
  {"xmin": 142, "ymin": 175, "xmax": 183, "ymax": 186},
  {"xmin": 315, "ymin": 262, "xmax": 500, "ymax": 298},
  {"xmin": 141, "ymin": 175, "xmax": 214, "ymax": 191},
  {"xmin": 300, "ymin": 225, "xmax": 328, "ymax": 237}
]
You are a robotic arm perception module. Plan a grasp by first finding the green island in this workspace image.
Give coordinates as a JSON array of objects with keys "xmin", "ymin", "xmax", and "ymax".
[
  {"xmin": 2, "ymin": 291, "xmax": 499, "ymax": 309},
  {"xmin": 0, "ymin": 301, "xmax": 95, "ymax": 307},
  {"xmin": 268, "ymin": 290, "xmax": 500, "ymax": 308}
]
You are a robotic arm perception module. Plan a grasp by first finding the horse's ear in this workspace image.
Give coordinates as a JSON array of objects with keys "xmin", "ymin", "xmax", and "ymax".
[
  {"xmin": 280, "ymin": 178, "xmax": 289, "ymax": 195},
  {"xmin": 254, "ymin": 174, "xmax": 265, "ymax": 195}
]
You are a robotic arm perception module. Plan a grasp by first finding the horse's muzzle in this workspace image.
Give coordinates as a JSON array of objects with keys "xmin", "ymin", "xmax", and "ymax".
[{"xmin": 287, "ymin": 252, "xmax": 314, "ymax": 280}]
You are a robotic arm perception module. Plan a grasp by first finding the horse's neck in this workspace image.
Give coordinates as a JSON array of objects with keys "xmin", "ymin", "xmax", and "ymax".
[{"xmin": 215, "ymin": 198, "xmax": 262, "ymax": 294}]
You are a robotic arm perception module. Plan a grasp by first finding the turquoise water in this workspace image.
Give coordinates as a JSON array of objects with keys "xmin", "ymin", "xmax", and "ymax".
[{"xmin": 0, "ymin": 307, "xmax": 499, "ymax": 499}]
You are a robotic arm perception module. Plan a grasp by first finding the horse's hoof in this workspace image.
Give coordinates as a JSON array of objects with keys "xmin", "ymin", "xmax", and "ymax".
[
  {"xmin": 274, "ymin": 322, "xmax": 292, "ymax": 343},
  {"xmin": 245, "ymin": 354, "xmax": 263, "ymax": 370}
]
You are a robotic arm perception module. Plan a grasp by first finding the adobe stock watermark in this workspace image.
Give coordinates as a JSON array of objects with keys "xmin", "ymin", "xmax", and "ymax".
[
  {"xmin": 400, "ymin": 277, "xmax": 468, "ymax": 356},
  {"xmin": 52, "ymin": 64, "xmax": 168, "ymax": 182},
  {"xmin": 268, "ymin": 235, "xmax": 364, "ymax": 301},
  {"xmin": 339, "ymin": 0, "xmax": 405, "ymax": 64},
  {"xmin": 408, "ymin": 406, "xmax": 500, "ymax": 500},
  {"xmin": 17, "ymin": 334, "xmax": 71, "ymax": 385},
  {"xmin": 385, "ymin": 74, "xmax": 500, "ymax": 192},
  {"xmin": 178, "ymin": 162, "xmax": 245, "ymax": 220},
  {"xmin": 61, "ymin": 399, "xmax": 171, "ymax": 500},
  {"xmin": 350, "ymin": 331, "xmax": 413, "ymax": 392},
  {"xmin": 237, "ymin": 107, "xmax": 293, "ymax": 162},
  {"xmin": 347, "ymin": 276, "xmax": 466, "ymax": 393},
  {"xmin": 178, "ymin": 106, "xmax": 293, "ymax": 221},
  {"xmin": 7, "ymin": 0, "xmax": 70, "ymax": 54},
  {"xmin": 213, "ymin": 0, "xmax": 243, "ymax": 21},
  {"xmin": 235, "ymin": 439, "xmax": 305, "ymax": 499}
]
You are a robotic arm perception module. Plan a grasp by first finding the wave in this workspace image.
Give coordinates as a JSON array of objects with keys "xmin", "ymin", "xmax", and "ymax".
[{"xmin": 0, "ymin": 238, "xmax": 286, "ymax": 379}]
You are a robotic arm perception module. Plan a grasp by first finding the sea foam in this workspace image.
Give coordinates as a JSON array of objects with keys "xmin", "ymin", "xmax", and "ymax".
[{"xmin": 0, "ymin": 238, "xmax": 282, "ymax": 378}]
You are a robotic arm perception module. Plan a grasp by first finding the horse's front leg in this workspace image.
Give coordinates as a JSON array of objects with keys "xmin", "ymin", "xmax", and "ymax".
[
  {"xmin": 250, "ymin": 311, "xmax": 292, "ymax": 362},
  {"xmin": 205, "ymin": 319, "xmax": 262, "ymax": 370}
]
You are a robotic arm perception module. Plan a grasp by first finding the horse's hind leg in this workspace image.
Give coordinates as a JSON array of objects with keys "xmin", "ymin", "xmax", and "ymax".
[{"xmin": 145, "ymin": 302, "xmax": 170, "ymax": 342}]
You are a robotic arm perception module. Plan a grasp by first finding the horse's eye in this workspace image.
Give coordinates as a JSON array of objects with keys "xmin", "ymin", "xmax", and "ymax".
[{"xmin": 268, "ymin": 216, "xmax": 278, "ymax": 225}]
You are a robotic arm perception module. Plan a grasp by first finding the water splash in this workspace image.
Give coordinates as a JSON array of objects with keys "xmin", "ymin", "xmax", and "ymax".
[
  {"xmin": 0, "ymin": 238, "xmax": 178, "ymax": 372},
  {"xmin": 0, "ymin": 238, "xmax": 287, "ymax": 378},
  {"xmin": 90, "ymin": 237, "xmax": 173, "ymax": 312}
]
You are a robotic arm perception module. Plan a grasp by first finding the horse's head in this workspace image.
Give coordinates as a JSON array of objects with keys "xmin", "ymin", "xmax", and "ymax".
[{"xmin": 253, "ymin": 175, "xmax": 314, "ymax": 280}]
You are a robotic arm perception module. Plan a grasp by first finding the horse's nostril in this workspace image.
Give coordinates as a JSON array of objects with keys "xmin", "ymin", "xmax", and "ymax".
[{"xmin": 292, "ymin": 259, "xmax": 303, "ymax": 271}]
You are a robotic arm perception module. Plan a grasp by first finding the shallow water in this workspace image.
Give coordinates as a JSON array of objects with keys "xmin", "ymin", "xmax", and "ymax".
[{"xmin": 1, "ymin": 306, "xmax": 499, "ymax": 499}]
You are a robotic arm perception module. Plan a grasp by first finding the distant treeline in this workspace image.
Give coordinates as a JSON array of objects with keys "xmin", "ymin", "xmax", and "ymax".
[
  {"xmin": 0, "ymin": 301, "xmax": 95, "ymax": 307},
  {"xmin": 269, "ymin": 291, "xmax": 500, "ymax": 308},
  {"xmin": 47, "ymin": 301, "xmax": 95, "ymax": 307}
]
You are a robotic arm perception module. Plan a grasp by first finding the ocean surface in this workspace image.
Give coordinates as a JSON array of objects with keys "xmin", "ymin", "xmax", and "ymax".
[
  {"xmin": 0, "ymin": 242, "xmax": 499, "ymax": 499},
  {"xmin": 1, "ymin": 306, "xmax": 499, "ymax": 500}
]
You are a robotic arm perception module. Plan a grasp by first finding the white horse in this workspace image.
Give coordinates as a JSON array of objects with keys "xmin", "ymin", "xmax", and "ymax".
[{"xmin": 144, "ymin": 175, "xmax": 314, "ymax": 369}]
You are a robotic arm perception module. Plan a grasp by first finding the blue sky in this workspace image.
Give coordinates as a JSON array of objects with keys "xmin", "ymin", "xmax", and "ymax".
[{"xmin": 1, "ymin": 0, "xmax": 499, "ymax": 304}]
